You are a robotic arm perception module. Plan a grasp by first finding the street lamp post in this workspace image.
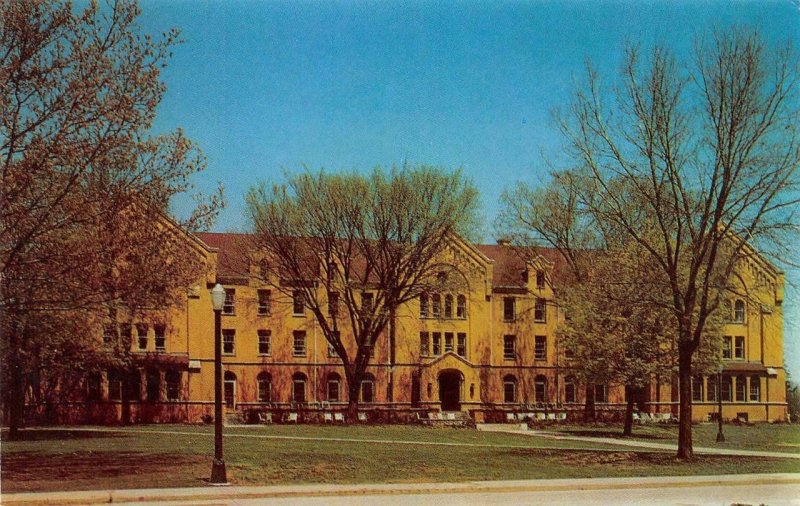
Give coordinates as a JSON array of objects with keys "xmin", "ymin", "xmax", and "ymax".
[
  {"xmin": 716, "ymin": 374, "xmax": 725, "ymax": 443},
  {"xmin": 210, "ymin": 283, "xmax": 228, "ymax": 484}
]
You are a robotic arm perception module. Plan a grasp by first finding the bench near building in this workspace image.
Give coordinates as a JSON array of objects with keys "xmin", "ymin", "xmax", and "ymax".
[{"xmin": 30, "ymin": 231, "xmax": 787, "ymax": 425}]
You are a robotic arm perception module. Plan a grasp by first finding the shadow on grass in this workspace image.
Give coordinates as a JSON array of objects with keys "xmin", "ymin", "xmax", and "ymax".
[
  {"xmin": 561, "ymin": 430, "xmax": 673, "ymax": 440},
  {"xmin": 2, "ymin": 451, "xmax": 208, "ymax": 493},
  {"xmin": 1, "ymin": 429, "xmax": 125, "ymax": 441}
]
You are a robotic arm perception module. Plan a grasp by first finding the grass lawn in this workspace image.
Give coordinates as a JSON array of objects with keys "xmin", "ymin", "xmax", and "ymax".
[
  {"xmin": 545, "ymin": 422, "xmax": 800, "ymax": 454},
  {"xmin": 2, "ymin": 424, "xmax": 799, "ymax": 493}
]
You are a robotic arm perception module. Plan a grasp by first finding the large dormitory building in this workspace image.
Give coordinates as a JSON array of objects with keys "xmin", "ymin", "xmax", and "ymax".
[{"xmin": 42, "ymin": 229, "xmax": 787, "ymax": 424}]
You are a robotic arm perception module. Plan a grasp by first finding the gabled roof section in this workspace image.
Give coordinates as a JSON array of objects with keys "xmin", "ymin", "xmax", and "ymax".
[
  {"xmin": 423, "ymin": 351, "xmax": 475, "ymax": 368},
  {"xmin": 476, "ymin": 244, "xmax": 568, "ymax": 289}
]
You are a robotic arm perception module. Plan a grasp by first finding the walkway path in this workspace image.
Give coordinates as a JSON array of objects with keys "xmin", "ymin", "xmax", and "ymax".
[
  {"xmin": 5, "ymin": 473, "xmax": 800, "ymax": 505},
  {"xmin": 477, "ymin": 423, "xmax": 800, "ymax": 459}
]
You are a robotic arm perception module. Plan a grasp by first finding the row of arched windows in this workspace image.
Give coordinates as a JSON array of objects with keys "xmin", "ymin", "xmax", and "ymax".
[
  {"xmin": 692, "ymin": 374, "xmax": 761, "ymax": 403},
  {"xmin": 420, "ymin": 294, "xmax": 467, "ymax": 319}
]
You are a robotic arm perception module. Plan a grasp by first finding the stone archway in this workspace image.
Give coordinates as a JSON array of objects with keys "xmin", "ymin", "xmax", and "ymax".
[{"xmin": 438, "ymin": 369, "xmax": 463, "ymax": 411}]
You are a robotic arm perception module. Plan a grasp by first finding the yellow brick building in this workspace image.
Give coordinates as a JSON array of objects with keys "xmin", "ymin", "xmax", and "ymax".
[{"xmin": 54, "ymin": 231, "xmax": 787, "ymax": 424}]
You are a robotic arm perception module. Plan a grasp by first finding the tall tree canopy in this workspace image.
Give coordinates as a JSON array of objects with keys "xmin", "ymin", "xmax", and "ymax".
[
  {"xmin": 247, "ymin": 165, "xmax": 479, "ymax": 420},
  {"xmin": 1, "ymin": 0, "xmax": 222, "ymax": 437},
  {"xmin": 505, "ymin": 29, "xmax": 799, "ymax": 458}
]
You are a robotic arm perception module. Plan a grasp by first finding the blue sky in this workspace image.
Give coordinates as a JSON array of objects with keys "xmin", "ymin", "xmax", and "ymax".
[{"xmin": 137, "ymin": 0, "xmax": 800, "ymax": 377}]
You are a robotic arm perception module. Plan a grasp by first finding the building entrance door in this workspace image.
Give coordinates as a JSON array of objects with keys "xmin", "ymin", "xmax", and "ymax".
[{"xmin": 439, "ymin": 370, "xmax": 462, "ymax": 411}]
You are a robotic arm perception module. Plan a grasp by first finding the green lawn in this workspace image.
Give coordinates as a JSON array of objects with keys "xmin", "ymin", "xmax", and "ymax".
[
  {"xmin": 2, "ymin": 424, "xmax": 798, "ymax": 493},
  {"xmin": 545, "ymin": 422, "xmax": 800, "ymax": 454}
]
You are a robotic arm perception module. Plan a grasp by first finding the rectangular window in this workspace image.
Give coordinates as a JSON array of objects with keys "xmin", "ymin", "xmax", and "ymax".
[
  {"xmin": 750, "ymin": 376, "xmax": 760, "ymax": 402},
  {"xmin": 594, "ymin": 383, "xmax": 608, "ymax": 403},
  {"xmin": 120, "ymin": 324, "xmax": 132, "ymax": 345},
  {"xmin": 536, "ymin": 270, "xmax": 545, "ymax": 290},
  {"xmin": 707, "ymin": 376, "xmax": 718, "ymax": 402},
  {"xmin": 257, "ymin": 289, "xmax": 271, "ymax": 316},
  {"xmin": 222, "ymin": 329, "xmax": 235, "ymax": 355},
  {"xmin": 534, "ymin": 298, "xmax": 546, "ymax": 322},
  {"xmin": 420, "ymin": 332, "xmax": 430, "ymax": 357},
  {"xmin": 327, "ymin": 331, "xmax": 340, "ymax": 358},
  {"xmin": 420, "ymin": 294, "xmax": 429, "ymax": 318},
  {"xmin": 735, "ymin": 376, "xmax": 746, "ymax": 402},
  {"xmin": 328, "ymin": 291, "xmax": 339, "ymax": 318},
  {"xmin": 258, "ymin": 330, "xmax": 271, "ymax": 355},
  {"xmin": 457, "ymin": 333, "xmax": 466, "ymax": 357},
  {"xmin": 444, "ymin": 332, "xmax": 454, "ymax": 353},
  {"xmin": 293, "ymin": 290, "xmax": 304, "ymax": 316},
  {"xmin": 223, "ymin": 289, "xmax": 235, "ymax": 315},
  {"xmin": 692, "ymin": 376, "xmax": 704, "ymax": 402},
  {"xmin": 154, "ymin": 325, "xmax": 166, "ymax": 352},
  {"xmin": 503, "ymin": 297, "xmax": 515, "ymax": 321},
  {"xmin": 361, "ymin": 292, "xmax": 374, "ymax": 314},
  {"xmin": 565, "ymin": 380, "xmax": 577, "ymax": 403},
  {"xmin": 432, "ymin": 332, "xmax": 441, "ymax": 356},
  {"xmin": 722, "ymin": 336, "xmax": 733, "ymax": 360},
  {"xmin": 108, "ymin": 372, "xmax": 122, "ymax": 401},
  {"xmin": 720, "ymin": 376, "xmax": 732, "ymax": 402},
  {"xmin": 534, "ymin": 335, "xmax": 547, "ymax": 361},
  {"xmin": 503, "ymin": 335, "xmax": 516, "ymax": 360},
  {"xmin": 734, "ymin": 336, "xmax": 745, "ymax": 360},
  {"xmin": 103, "ymin": 325, "xmax": 115, "ymax": 344},
  {"xmin": 293, "ymin": 330, "xmax": 306, "ymax": 357},
  {"xmin": 136, "ymin": 324, "xmax": 148, "ymax": 350}
]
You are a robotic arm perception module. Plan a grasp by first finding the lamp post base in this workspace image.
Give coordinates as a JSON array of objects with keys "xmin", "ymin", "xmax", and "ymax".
[
  {"xmin": 716, "ymin": 431, "xmax": 725, "ymax": 442},
  {"xmin": 210, "ymin": 458, "xmax": 228, "ymax": 485}
]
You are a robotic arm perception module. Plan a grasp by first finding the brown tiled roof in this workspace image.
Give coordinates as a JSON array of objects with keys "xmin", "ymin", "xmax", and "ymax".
[
  {"xmin": 197, "ymin": 232, "xmax": 570, "ymax": 288},
  {"xmin": 195, "ymin": 232, "xmax": 253, "ymax": 278}
]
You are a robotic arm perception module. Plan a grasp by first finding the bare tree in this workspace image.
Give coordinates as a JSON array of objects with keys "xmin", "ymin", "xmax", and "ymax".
[
  {"xmin": 247, "ymin": 166, "xmax": 478, "ymax": 421},
  {"xmin": 553, "ymin": 30, "xmax": 799, "ymax": 458},
  {"xmin": 1, "ymin": 0, "xmax": 222, "ymax": 438}
]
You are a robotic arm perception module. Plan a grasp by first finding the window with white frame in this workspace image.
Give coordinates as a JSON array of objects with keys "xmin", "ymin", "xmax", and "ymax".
[
  {"xmin": 258, "ymin": 330, "xmax": 271, "ymax": 355},
  {"xmin": 136, "ymin": 324, "xmax": 148, "ymax": 350},
  {"xmin": 444, "ymin": 332, "xmax": 454, "ymax": 353},
  {"xmin": 733, "ymin": 299, "xmax": 745, "ymax": 323},
  {"xmin": 456, "ymin": 294, "xmax": 467, "ymax": 319},
  {"xmin": 154, "ymin": 324, "xmax": 166, "ymax": 352},
  {"xmin": 749, "ymin": 375, "xmax": 760, "ymax": 401},
  {"xmin": 734, "ymin": 336, "xmax": 745, "ymax": 360},
  {"xmin": 432, "ymin": 332, "xmax": 441, "ymax": 355},
  {"xmin": 534, "ymin": 335, "xmax": 546, "ymax": 361},
  {"xmin": 165, "ymin": 370, "xmax": 181, "ymax": 401},
  {"xmin": 534, "ymin": 298, "xmax": 546, "ymax": 322},
  {"xmin": 457, "ymin": 333, "xmax": 466, "ymax": 357},
  {"xmin": 327, "ymin": 373, "xmax": 340, "ymax": 402},
  {"xmin": 292, "ymin": 290, "xmax": 304, "ymax": 316},
  {"xmin": 503, "ymin": 335, "xmax": 516, "ymax": 360},
  {"xmin": 534, "ymin": 375, "xmax": 547, "ymax": 403},
  {"xmin": 594, "ymin": 383, "xmax": 607, "ymax": 403},
  {"xmin": 503, "ymin": 297, "xmax": 515, "ymax": 321},
  {"xmin": 431, "ymin": 294, "xmax": 441, "ymax": 318},
  {"xmin": 503, "ymin": 375, "xmax": 517, "ymax": 403},
  {"xmin": 420, "ymin": 331, "xmax": 430, "ymax": 356},
  {"xmin": 222, "ymin": 329, "xmax": 235, "ymax": 355},
  {"xmin": 361, "ymin": 374, "xmax": 375, "ymax": 403},
  {"xmin": 257, "ymin": 289, "xmax": 271, "ymax": 316},
  {"xmin": 722, "ymin": 336, "xmax": 733, "ymax": 359},
  {"xmin": 536, "ymin": 270, "xmax": 545, "ymax": 290},
  {"xmin": 293, "ymin": 330, "xmax": 306, "ymax": 357},
  {"xmin": 565, "ymin": 376, "xmax": 577, "ymax": 403},
  {"xmin": 257, "ymin": 372, "xmax": 271, "ymax": 402},
  {"xmin": 420, "ymin": 294, "xmax": 429, "ymax": 318},
  {"xmin": 444, "ymin": 294, "xmax": 453, "ymax": 318},
  {"xmin": 223, "ymin": 289, "xmax": 235, "ymax": 315},
  {"xmin": 735, "ymin": 375, "xmax": 747, "ymax": 402},
  {"xmin": 692, "ymin": 375, "xmax": 704, "ymax": 402}
]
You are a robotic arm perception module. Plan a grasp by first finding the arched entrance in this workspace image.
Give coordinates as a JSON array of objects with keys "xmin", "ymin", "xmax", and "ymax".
[{"xmin": 438, "ymin": 370, "xmax": 463, "ymax": 411}]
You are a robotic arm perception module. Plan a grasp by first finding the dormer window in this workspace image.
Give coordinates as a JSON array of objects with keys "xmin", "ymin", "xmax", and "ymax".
[{"xmin": 536, "ymin": 270, "xmax": 545, "ymax": 290}]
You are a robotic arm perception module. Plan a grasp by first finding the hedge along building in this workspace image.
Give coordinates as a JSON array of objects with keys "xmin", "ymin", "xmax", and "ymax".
[{"xmin": 27, "ymin": 229, "xmax": 787, "ymax": 424}]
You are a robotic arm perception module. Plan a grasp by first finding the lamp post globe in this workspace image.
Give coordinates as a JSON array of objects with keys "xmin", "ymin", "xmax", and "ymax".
[{"xmin": 210, "ymin": 283, "xmax": 228, "ymax": 485}]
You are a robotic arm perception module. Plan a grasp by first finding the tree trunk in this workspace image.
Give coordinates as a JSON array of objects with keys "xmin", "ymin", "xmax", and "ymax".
[
  {"xmin": 347, "ymin": 382, "xmax": 360, "ymax": 423},
  {"xmin": 7, "ymin": 328, "xmax": 24, "ymax": 440},
  {"xmin": 121, "ymin": 374, "xmax": 131, "ymax": 425},
  {"xmin": 677, "ymin": 343, "xmax": 694, "ymax": 459},
  {"xmin": 584, "ymin": 384, "xmax": 596, "ymax": 422},
  {"xmin": 623, "ymin": 385, "xmax": 635, "ymax": 436}
]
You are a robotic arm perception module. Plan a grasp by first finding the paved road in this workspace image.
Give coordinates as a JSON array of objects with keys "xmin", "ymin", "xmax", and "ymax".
[{"xmin": 108, "ymin": 482, "xmax": 800, "ymax": 506}]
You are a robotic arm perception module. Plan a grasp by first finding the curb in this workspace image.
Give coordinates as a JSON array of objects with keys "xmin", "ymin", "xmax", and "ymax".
[{"xmin": 4, "ymin": 473, "xmax": 800, "ymax": 505}]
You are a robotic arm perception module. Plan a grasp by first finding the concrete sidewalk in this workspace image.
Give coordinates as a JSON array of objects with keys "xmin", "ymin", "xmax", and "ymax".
[
  {"xmin": 4, "ymin": 473, "xmax": 800, "ymax": 506},
  {"xmin": 477, "ymin": 424, "xmax": 800, "ymax": 459}
]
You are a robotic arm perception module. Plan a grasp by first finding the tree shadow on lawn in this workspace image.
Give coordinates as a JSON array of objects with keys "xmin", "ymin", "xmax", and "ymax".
[
  {"xmin": 1, "ymin": 452, "xmax": 209, "ymax": 493},
  {"xmin": 559, "ymin": 429, "xmax": 673, "ymax": 440},
  {"xmin": 1, "ymin": 429, "xmax": 126, "ymax": 441}
]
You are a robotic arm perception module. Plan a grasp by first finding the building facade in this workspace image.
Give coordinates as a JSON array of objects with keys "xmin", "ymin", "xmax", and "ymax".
[{"xmin": 29, "ymin": 231, "xmax": 787, "ymax": 424}]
